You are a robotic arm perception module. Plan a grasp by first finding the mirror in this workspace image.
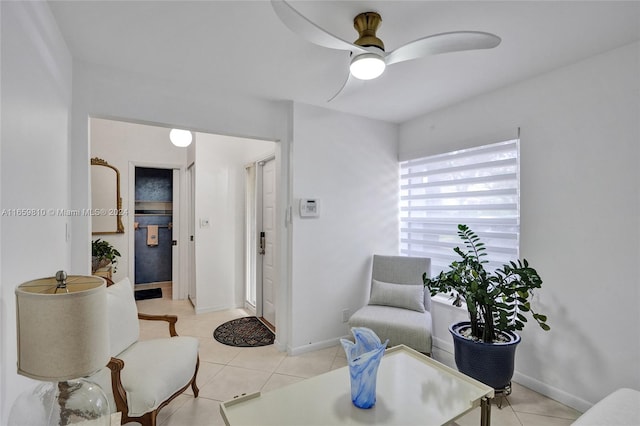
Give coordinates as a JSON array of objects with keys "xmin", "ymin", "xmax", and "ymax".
[{"xmin": 91, "ymin": 157, "xmax": 124, "ymax": 234}]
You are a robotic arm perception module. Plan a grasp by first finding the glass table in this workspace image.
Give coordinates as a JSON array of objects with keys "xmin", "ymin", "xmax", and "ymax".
[{"xmin": 221, "ymin": 345, "xmax": 494, "ymax": 426}]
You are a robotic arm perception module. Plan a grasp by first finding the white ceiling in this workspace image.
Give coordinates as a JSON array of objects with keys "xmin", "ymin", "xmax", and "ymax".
[{"xmin": 48, "ymin": 1, "xmax": 640, "ymax": 123}]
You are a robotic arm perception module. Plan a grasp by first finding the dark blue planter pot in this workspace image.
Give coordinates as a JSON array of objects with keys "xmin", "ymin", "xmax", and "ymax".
[{"xmin": 449, "ymin": 321, "xmax": 521, "ymax": 390}]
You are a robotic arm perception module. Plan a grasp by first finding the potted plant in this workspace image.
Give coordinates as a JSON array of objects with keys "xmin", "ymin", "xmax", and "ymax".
[
  {"xmin": 423, "ymin": 224, "xmax": 549, "ymax": 391},
  {"xmin": 92, "ymin": 238, "xmax": 121, "ymax": 273}
]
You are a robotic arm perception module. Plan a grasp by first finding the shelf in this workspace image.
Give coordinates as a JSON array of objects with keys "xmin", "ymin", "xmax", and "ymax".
[{"xmin": 135, "ymin": 201, "xmax": 172, "ymax": 215}]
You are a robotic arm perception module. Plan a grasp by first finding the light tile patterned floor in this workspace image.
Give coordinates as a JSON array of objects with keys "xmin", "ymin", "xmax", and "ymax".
[{"xmin": 130, "ymin": 296, "xmax": 581, "ymax": 426}]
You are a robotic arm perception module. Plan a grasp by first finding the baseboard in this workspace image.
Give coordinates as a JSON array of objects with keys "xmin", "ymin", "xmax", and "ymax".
[
  {"xmin": 512, "ymin": 370, "xmax": 591, "ymax": 413},
  {"xmin": 288, "ymin": 335, "xmax": 350, "ymax": 356},
  {"xmin": 433, "ymin": 336, "xmax": 454, "ymax": 354},
  {"xmin": 195, "ymin": 303, "xmax": 235, "ymax": 315},
  {"xmin": 274, "ymin": 339, "xmax": 287, "ymax": 353}
]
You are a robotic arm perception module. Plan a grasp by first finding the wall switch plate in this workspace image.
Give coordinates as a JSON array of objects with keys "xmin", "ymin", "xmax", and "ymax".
[
  {"xmin": 342, "ymin": 309, "xmax": 350, "ymax": 323},
  {"xmin": 199, "ymin": 218, "xmax": 210, "ymax": 228}
]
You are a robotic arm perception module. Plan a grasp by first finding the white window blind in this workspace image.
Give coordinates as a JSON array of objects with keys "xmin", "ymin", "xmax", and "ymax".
[{"xmin": 400, "ymin": 139, "xmax": 520, "ymax": 277}]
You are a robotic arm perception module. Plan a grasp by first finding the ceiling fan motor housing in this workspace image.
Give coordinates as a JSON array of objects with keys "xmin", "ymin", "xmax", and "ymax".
[{"xmin": 353, "ymin": 12, "xmax": 385, "ymax": 51}]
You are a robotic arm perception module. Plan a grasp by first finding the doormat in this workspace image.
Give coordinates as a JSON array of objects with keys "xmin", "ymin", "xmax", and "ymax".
[
  {"xmin": 213, "ymin": 316, "xmax": 275, "ymax": 347},
  {"xmin": 134, "ymin": 288, "xmax": 162, "ymax": 301}
]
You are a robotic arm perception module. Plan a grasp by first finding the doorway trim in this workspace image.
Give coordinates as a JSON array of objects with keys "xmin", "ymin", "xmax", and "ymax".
[
  {"xmin": 128, "ymin": 161, "xmax": 185, "ymax": 299},
  {"xmin": 244, "ymin": 162, "xmax": 258, "ymax": 312},
  {"xmin": 186, "ymin": 162, "xmax": 196, "ymax": 306}
]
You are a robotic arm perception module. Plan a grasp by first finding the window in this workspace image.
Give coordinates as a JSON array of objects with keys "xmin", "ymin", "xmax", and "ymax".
[{"xmin": 400, "ymin": 139, "xmax": 520, "ymax": 277}]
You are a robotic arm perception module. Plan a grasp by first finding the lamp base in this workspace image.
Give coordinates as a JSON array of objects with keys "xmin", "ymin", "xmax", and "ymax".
[{"xmin": 9, "ymin": 378, "xmax": 110, "ymax": 425}]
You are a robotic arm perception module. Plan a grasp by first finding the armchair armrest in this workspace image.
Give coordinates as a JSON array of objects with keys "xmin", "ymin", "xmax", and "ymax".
[
  {"xmin": 137, "ymin": 313, "xmax": 179, "ymax": 337},
  {"xmin": 107, "ymin": 357, "xmax": 128, "ymax": 416},
  {"xmin": 104, "ymin": 277, "xmax": 178, "ymax": 336}
]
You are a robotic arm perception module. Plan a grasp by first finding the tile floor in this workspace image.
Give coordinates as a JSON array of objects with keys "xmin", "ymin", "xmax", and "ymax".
[{"xmin": 131, "ymin": 296, "xmax": 582, "ymax": 426}]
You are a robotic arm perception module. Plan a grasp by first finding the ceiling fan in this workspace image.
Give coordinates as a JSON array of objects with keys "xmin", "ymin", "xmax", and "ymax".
[{"xmin": 271, "ymin": 0, "xmax": 501, "ymax": 101}]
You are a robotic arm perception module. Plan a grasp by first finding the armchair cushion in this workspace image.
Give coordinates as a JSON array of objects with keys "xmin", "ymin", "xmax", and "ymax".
[
  {"xmin": 349, "ymin": 304, "xmax": 432, "ymax": 353},
  {"xmin": 118, "ymin": 336, "xmax": 199, "ymax": 417},
  {"xmin": 368, "ymin": 279, "xmax": 425, "ymax": 312},
  {"xmin": 107, "ymin": 277, "xmax": 139, "ymax": 356}
]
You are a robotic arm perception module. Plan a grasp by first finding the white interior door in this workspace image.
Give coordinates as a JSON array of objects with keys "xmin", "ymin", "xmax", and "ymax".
[{"xmin": 260, "ymin": 157, "xmax": 276, "ymax": 327}]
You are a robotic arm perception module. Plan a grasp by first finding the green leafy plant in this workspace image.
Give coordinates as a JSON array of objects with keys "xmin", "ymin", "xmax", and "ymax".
[
  {"xmin": 92, "ymin": 238, "xmax": 121, "ymax": 272},
  {"xmin": 423, "ymin": 224, "xmax": 549, "ymax": 343}
]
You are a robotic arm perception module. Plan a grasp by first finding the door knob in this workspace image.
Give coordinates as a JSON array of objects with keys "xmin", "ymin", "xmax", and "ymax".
[{"xmin": 259, "ymin": 232, "xmax": 266, "ymax": 255}]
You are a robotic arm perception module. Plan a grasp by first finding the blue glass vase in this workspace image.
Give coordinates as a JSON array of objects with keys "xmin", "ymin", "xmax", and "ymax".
[{"xmin": 340, "ymin": 327, "xmax": 388, "ymax": 409}]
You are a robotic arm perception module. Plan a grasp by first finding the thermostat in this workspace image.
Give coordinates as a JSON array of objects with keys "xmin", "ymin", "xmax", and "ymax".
[{"xmin": 299, "ymin": 198, "xmax": 320, "ymax": 218}]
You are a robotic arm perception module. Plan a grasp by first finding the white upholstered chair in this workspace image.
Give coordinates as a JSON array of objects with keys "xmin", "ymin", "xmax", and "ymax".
[
  {"xmin": 89, "ymin": 278, "xmax": 199, "ymax": 426},
  {"xmin": 572, "ymin": 388, "xmax": 640, "ymax": 425},
  {"xmin": 348, "ymin": 255, "xmax": 432, "ymax": 355}
]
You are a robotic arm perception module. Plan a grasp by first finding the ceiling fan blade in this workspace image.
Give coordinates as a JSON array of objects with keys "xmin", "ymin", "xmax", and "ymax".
[
  {"xmin": 328, "ymin": 72, "xmax": 353, "ymax": 102},
  {"xmin": 327, "ymin": 72, "xmax": 367, "ymax": 102},
  {"xmin": 385, "ymin": 31, "xmax": 501, "ymax": 66},
  {"xmin": 271, "ymin": 0, "xmax": 367, "ymax": 54}
]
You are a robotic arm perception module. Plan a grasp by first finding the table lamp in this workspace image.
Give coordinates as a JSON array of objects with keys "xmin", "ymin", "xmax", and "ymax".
[{"xmin": 10, "ymin": 271, "xmax": 111, "ymax": 425}]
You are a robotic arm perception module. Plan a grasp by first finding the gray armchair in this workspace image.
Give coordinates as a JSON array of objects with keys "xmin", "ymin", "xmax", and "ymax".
[{"xmin": 348, "ymin": 255, "xmax": 432, "ymax": 354}]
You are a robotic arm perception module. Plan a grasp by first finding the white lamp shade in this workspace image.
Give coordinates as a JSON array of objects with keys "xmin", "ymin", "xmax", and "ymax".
[
  {"xmin": 15, "ymin": 275, "xmax": 109, "ymax": 381},
  {"xmin": 350, "ymin": 53, "xmax": 386, "ymax": 80},
  {"xmin": 169, "ymin": 129, "xmax": 193, "ymax": 147}
]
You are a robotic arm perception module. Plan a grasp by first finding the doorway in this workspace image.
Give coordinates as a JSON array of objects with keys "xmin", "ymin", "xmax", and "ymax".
[{"xmin": 133, "ymin": 166, "xmax": 176, "ymax": 298}]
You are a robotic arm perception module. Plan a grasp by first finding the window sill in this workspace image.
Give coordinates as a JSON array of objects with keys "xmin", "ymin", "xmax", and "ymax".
[{"xmin": 431, "ymin": 294, "xmax": 467, "ymax": 311}]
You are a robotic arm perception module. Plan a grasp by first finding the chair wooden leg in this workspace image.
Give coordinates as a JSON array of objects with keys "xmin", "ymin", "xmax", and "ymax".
[
  {"xmin": 137, "ymin": 410, "xmax": 157, "ymax": 426},
  {"xmin": 191, "ymin": 357, "xmax": 200, "ymax": 397}
]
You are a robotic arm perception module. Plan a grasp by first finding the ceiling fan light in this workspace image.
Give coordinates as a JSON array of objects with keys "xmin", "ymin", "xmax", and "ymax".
[
  {"xmin": 169, "ymin": 129, "xmax": 192, "ymax": 147},
  {"xmin": 350, "ymin": 53, "xmax": 386, "ymax": 80}
]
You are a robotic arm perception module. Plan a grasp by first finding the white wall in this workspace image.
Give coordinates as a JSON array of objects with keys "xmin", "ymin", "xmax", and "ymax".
[
  {"xmin": 69, "ymin": 60, "xmax": 289, "ymax": 278},
  {"xmin": 289, "ymin": 104, "xmax": 399, "ymax": 353},
  {"xmin": 0, "ymin": 2, "xmax": 73, "ymax": 422},
  {"xmin": 89, "ymin": 118, "xmax": 188, "ymax": 285},
  {"xmin": 399, "ymin": 42, "xmax": 640, "ymax": 411},
  {"xmin": 193, "ymin": 133, "xmax": 275, "ymax": 313}
]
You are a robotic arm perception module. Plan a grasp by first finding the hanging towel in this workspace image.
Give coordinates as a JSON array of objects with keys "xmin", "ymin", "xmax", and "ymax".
[{"xmin": 147, "ymin": 225, "xmax": 159, "ymax": 246}]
